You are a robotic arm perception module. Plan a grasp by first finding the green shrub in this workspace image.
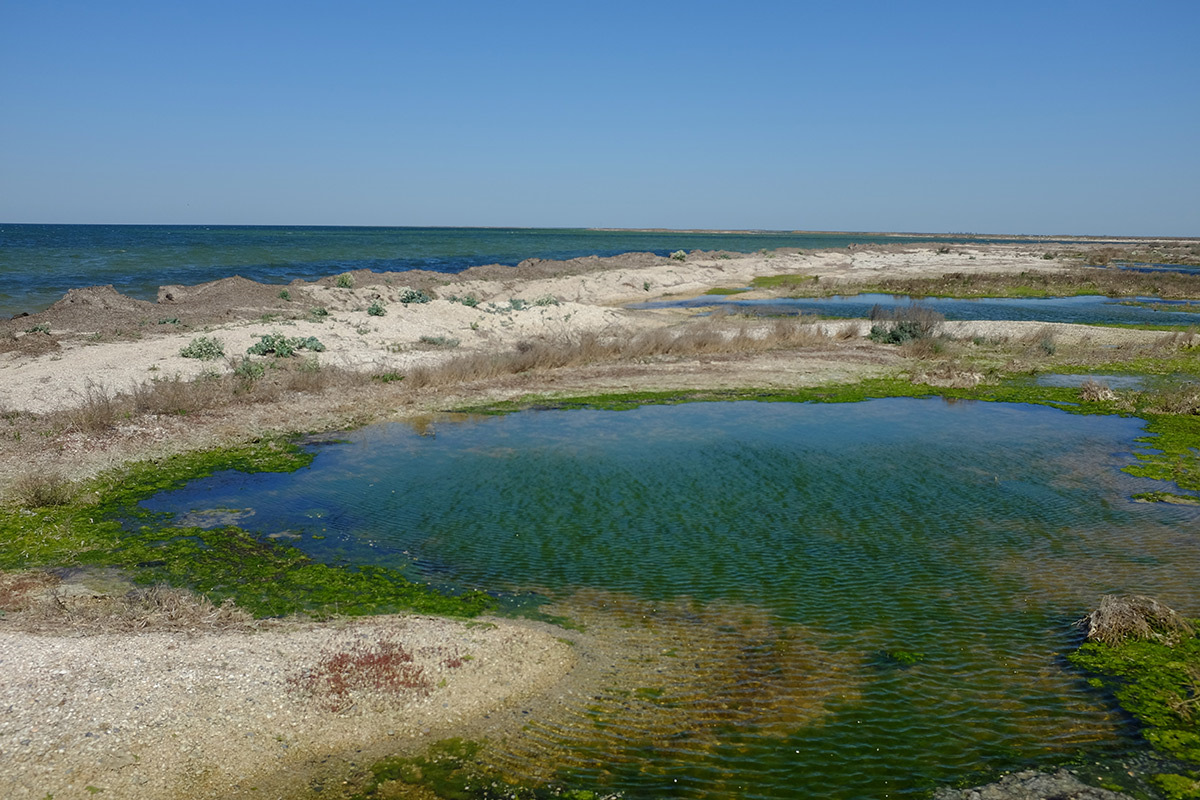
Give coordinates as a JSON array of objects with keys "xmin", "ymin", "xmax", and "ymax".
[
  {"xmin": 25, "ymin": 323, "xmax": 51, "ymax": 334},
  {"xmin": 450, "ymin": 294, "xmax": 479, "ymax": 307},
  {"xmin": 670, "ymin": 250, "xmax": 687, "ymax": 261},
  {"xmin": 180, "ymin": 336, "xmax": 225, "ymax": 360},
  {"xmin": 533, "ymin": 294, "xmax": 559, "ymax": 307},
  {"xmin": 247, "ymin": 334, "xmax": 325, "ymax": 358},
  {"xmin": 867, "ymin": 304, "xmax": 944, "ymax": 345},
  {"xmin": 278, "ymin": 289, "xmax": 291, "ymax": 301},
  {"xmin": 367, "ymin": 300, "xmax": 387, "ymax": 316},
  {"xmin": 398, "ymin": 288, "xmax": 432, "ymax": 304},
  {"xmin": 336, "ymin": 273, "xmax": 354, "ymax": 289},
  {"xmin": 309, "ymin": 306, "xmax": 329, "ymax": 319},
  {"xmin": 232, "ymin": 358, "xmax": 267, "ymax": 381},
  {"xmin": 419, "ymin": 335, "xmax": 459, "ymax": 348}
]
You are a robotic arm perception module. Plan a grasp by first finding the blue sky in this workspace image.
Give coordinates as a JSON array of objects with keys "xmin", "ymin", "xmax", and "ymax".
[{"xmin": 1, "ymin": 1, "xmax": 1197, "ymax": 235}]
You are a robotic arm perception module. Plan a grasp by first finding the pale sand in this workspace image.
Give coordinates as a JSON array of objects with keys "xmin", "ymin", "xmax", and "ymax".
[
  {"xmin": 0, "ymin": 243, "xmax": 1175, "ymax": 799},
  {"xmin": 0, "ymin": 243, "xmax": 1067, "ymax": 414}
]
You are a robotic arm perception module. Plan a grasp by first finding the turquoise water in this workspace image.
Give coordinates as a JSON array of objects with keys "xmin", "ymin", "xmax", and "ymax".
[
  {"xmin": 140, "ymin": 399, "xmax": 1200, "ymax": 798},
  {"xmin": 0, "ymin": 224, "xmax": 1059, "ymax": 318},
  {"xmin": 637, "ymin": 293, "xmax": 1200, "ymax": 326}
]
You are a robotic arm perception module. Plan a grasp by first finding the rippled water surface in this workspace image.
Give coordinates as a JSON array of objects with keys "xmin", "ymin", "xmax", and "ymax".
[{"xmin": 142, "ymin": 399, "xmax": 1200, "ymax": 798}]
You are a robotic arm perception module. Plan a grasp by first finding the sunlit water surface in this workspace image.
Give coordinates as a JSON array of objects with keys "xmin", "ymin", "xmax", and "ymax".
[{"xmin": 141, "ymin": 399, "xmax": 1200, "ymax": 798}]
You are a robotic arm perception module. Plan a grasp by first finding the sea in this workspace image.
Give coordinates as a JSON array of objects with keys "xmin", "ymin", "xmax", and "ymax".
[{"xmin": 0, "ymin": 224, "xmax": 1034, "ymax": 319}]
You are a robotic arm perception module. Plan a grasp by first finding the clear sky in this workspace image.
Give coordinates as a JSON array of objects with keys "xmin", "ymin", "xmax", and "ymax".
[{"xmin": 1, "ymin": 1, "xmax": 1197, "ymax": 235}]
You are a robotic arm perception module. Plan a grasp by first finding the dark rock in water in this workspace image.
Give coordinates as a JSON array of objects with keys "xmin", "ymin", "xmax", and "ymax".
[{"xmin": 932, "ymin": 769, "xmax": 1133, "ymax": 800}]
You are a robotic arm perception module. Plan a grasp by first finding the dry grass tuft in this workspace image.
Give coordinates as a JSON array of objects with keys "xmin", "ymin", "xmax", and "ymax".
[
  {"xmin": 404, "ymin": 318, "xmax": 836, "ymax": 390},
  {"xmin": 1139, "ymin": 383, "xmax": 1200, "ymax": 415},
  {"xmin": 1079, "ymin": 379, "xmax": 1116, "ymax": 403},
  {"xmin": 1077, "ymin": 594, "xmax": 1195, "ymax": 646},
  {"xmin": 5, "ymin": 580, "xmax": 257, "ymax": 633},
  {"xmin": 66, "ymin": 382, "xmax": 120, "ymax": 433},
  {"xmin": 9, "ymin": 471, "xmax": 74, "ymax": 508}
]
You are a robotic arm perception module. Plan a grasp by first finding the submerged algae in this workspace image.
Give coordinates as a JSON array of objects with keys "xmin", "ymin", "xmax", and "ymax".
[
  {"xmin": 1070, "ymin": 630, "xmax": 1200, "ymax": 799},
  {"xmin": 459, "ymin": 377, "xmax": 1200, "ymax": 506},
  {"xmin": 0, "ymin": 439, "xmax": 492, "ymax": 618},
  {"xmin": 351, "ymin": 738, "xmax": 612, "ymax": 800}
]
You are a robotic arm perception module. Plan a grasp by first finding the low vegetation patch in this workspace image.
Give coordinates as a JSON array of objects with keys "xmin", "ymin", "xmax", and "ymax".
[
  {"xmin": 397, "ymin": 287, "xmax": 432, "ymax": 304},
  {"xmin": 10, "ymin": 471, "xmax": 74, "ymax": 508},
  {"xmin": 867, "ymin": 303, "xmax": 944, "ymax": 344},
  {"xmin": 401, "ymin": 317, "xmax": 837, "ymax": 390},
  {"xmin": 246, "ymin": 333, "xmax": 325, "ymax": 357},
  {"xmin": 180, "ymin": 336, "xmax": 225, "ymax": 360},
  {"xmin": 287, "ymin": 636, "xmax": 430, "ymax": 712},
  {"xmin": 418, "ymin": 335, "xmax": 459, "ymax": 348},
  {"xmin": 1071, "ymin": 596, "xmax": 1200, "ymax": 798}
]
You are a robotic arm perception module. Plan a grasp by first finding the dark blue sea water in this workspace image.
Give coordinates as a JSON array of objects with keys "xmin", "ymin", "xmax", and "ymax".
[{"xmin": 0, "ymin": 224, "xmax": 1030, "ymax": 319}]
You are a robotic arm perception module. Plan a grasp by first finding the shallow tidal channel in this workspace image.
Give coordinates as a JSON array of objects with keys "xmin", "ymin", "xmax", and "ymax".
[{"xmin": 141, "ymin": 399, "xmax": 1200, "ymax": 798}]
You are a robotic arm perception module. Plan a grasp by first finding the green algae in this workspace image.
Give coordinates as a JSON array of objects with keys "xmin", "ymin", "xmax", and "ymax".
[
  {"xmin": 1070, "ymin": 630, "xmax": 1200, "ymax": 798},
  {"xmin": 1124, "ymin": 415, "xmax": 1200, "ymax": 495},
  {"xmin": 351, "ymin": 738, "xmax": 609, "ymax": 800},
  {"xmin": 0, "ymin": 439, "xmax": 492, "ymax": 618}
]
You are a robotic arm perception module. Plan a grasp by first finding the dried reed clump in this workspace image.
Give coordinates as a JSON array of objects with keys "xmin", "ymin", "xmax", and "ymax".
[
  {"xmin": 7, "ymin": 583, "xmax": 257, "ymax": 633},
  {"xmin": 1138, "ymin": 383, "xmax": 1200, "ymax": 415},
  {"xmin": 403, "ymin": 318, "xmax": 835, "ymax": 390},
  {"xmin": 1078, "ymin": 379, "xmax": 1116, "ymax": 403},
  {"xmin": 287, "ymin": 636, "xmax": 431, "ymax": 712},
  {"xmin": 65, "ymin": 382, "xmax": 121, "ymax": 433},
  {"xmin": 910, "ymin": 363, "xmax": 984, "ymax": 389},
  {"xmin": 1077, "ymin": 594, "xmax": 1196, "ymax": 646},
  {"xmin": 9, "ymin": 471, "xmax": 74, "ymax": 508}
]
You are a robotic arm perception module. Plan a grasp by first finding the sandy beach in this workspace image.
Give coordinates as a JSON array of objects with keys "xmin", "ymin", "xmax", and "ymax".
[{"xmin": 1, "ymin": 241, "xmax": 1195, "ymax": 799}]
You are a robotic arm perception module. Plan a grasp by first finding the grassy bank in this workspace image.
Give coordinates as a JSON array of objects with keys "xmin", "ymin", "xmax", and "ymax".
[{"xmin": 0, "ymin": 439, "xmax": 491, "ymax": 619}]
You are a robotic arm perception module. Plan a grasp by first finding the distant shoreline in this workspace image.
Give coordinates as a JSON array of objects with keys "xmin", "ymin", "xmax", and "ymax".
[
  {"xmin": 587, "ymin": 228, "xmax": 1198, "ymax": 242},
  {"xmin": 2, "ymin": 222, "xmax": 1194, "ymax": 241}
]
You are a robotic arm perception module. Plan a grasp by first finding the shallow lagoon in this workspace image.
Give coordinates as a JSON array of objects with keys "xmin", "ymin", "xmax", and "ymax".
[
  {"xmin": 636, "ymin": 293, "xmax": 1200, "ymax": 327},
  {"xmin": 142, "ymin": 399, "xmax": 1200, "ymax": 798}
]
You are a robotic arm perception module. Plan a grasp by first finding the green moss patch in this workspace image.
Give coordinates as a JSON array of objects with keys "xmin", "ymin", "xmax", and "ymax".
[
  {"xmin": 1071, "ymin": 633, "xmax": 1200, "ymax": 770},
  {"xmin": 1070, "ymin": 629, "xmax": 1200, "ymax": 797},
  {"xmin": 1124, "ymin": 415, "xmax": 1200, "ymax": 494},
  {"xmin": 0, "ymin": 439, "xmax": 491, "ymax": 619}
]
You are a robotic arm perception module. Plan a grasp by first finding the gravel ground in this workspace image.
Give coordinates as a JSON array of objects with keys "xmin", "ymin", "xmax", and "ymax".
[{"xmin": 0, "ymin": 615, "xmax": 573, "ymax": 800}]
